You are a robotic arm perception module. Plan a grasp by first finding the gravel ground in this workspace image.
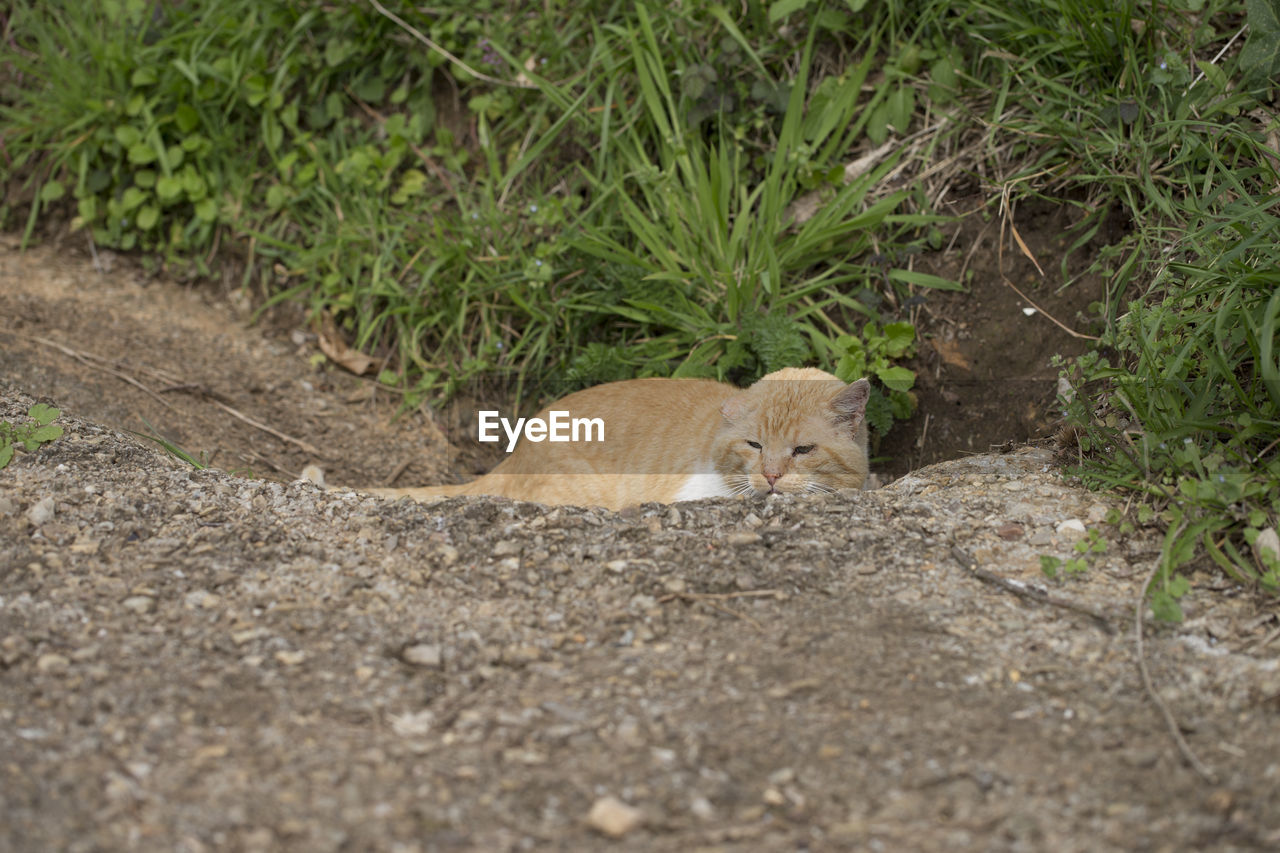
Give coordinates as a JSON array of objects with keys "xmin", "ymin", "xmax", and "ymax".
[{"xmin": 2, "ymin": 384, "xmax": 1278, "ymax": 852}]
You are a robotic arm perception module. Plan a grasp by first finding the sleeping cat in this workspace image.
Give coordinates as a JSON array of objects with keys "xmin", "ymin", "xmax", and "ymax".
[{"xmin": 367, "ymin": 367, "xmax": 870, "ymax": 511}]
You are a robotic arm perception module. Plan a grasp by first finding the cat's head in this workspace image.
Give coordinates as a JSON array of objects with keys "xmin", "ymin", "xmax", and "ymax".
[{"xmin": 712, "ymin": 368, "xmax": 870, "ymax": 498}]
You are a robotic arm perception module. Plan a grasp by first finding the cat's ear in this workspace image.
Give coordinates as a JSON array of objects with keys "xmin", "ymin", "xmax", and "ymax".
[
  {"xmin": 831, "ymin": 378, "xmax": 870, "ymax": 426},
  {"xmin": 720, "ymin": 393, "xmax": 751, "ymax": 423}
]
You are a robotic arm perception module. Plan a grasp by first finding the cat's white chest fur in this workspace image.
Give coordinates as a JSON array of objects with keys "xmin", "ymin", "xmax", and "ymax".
[{"xmin": 673, "ymin": 470, "xmax": 733, "ymax": 502}]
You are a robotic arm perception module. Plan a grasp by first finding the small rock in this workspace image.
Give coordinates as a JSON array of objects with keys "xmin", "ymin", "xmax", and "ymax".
[
  {"xmin": 605, "ymin": 559, "xmax": 629, "ymax": 573},
  {"xmin": 436, "ymin": 544, "xmax": 459, "ymax": 566},
  {"xmin": 1085, "ymin": 503, "xmax": 1110, "ymax": 523},
  {"xmin": 768, "ymin": 767, "xmax": 796, "ymax": 785},
  {"xmin": 36, "ymin": 653, "xmax": 70, "ymax": 674},
  {"xmin": 1120, "ymin": 747, "xmax": 1160, "ymax": 769},
  {"xmin": 1, "ymin": 635, "xmax": 27, "ymax": 666},
  {"xmin": 501, "ymin": 644, "xmax": 544, "ymax": 664},
  {"xmin": 274, "ymin": 650, "xmax": 306, "ymax": 666},
  {"xmin": 996, "ymin": 523, "xmax": 1024, "ymax": 540},
  {"xmin": 391, "ymin": 710, "xmax": 435, "ymax": 738},
  {"xmin": 402, "ymin": 643, "xmax": 443, "ymax": 668},
  {"xmin": 122, "ymin": 595, "xmax": 155, "ymax": 614},
  {"xmin": 690, "ymin": 795, "xmax": 715, "ymax": 820},
  {"xmin": 741, "ymin": 513, "xmax": 764, "ymax": 529},
  {"xmin": 726, "ymin": 531, "xmax": 762, "ymax": 546},
  {"xmin": 492, "ymin": 540, "xmax": 521, "ymax": 558},
  {"xmin": 586, "ymin": 796, "xmax": 644, "ymax": 838},
  {"xmin": 1056, "ymin": 519, "xmax": 1087, "ymax": 540},
  {"xmin": 26, "ymin": 497, "xmax": 56, "ymax": 526},
  {"xmin": 1205, "ymin": 788, "xmax": 1235, "ymax": 816},
  {"xmin": 1254, "ymin": 527, "xmax": 1279, "ymax": 567},
  {"xmin": 71, "ymin": 645, "xmax": 99, "ymax": 662},
  {"xmin": 665, "ymin": 507, "xmax": 682, "ymax": 527}
]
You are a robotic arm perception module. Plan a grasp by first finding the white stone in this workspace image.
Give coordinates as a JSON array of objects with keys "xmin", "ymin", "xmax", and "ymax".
[
  {"xmin": 587, "ymin": 796, "xmax": 643, "ymax": 838},
  {"xmin": 402, "ymin": 644, "xmax": 442, "ymax": 668},
  {"xmin": 1056, "ymin": 519, "xmax": 1087, "ymax": 540},
  {"xmin": 26, "ymin": 497, "xmax": 56, "ymax": 526}
]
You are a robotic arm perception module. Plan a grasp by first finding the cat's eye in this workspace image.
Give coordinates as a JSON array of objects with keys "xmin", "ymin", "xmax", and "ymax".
[
  {"xmin": 793, "ymin": 444, "xmax": 815, "ymax": 455},
  {"xmin": 746, "ymin": 440, "xmax": 762, "ymax": 450}
]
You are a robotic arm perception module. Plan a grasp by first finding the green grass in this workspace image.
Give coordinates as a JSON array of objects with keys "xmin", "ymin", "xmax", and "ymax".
[{"xmin": 2, "ymin": 0, "xmax": 1279, "ymax": 613}]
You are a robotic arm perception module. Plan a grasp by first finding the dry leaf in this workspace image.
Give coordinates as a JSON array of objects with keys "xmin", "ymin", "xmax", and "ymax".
[
  {"xmin": 1008, "ymin": 221, "xmax": 1045, "ymax": 277},
  {"xmin": 931, "ymin": 337, "xmax": 971, "ymax": 370},
  {"xmin": 314, "ymin": 312, "xmax": 381, "ymax": 376}
]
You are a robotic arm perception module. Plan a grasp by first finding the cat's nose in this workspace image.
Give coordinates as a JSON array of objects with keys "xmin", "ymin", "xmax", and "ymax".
[{"xmin": 764, "ymin": 472, "xmax": 779, "ymax": 486}]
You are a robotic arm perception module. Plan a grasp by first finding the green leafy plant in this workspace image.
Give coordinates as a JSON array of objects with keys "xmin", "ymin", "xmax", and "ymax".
[
  {"xmin": 1040, "ymin": 528, "xmax": 1108, "ymax": 580},
  {"xmin": 0, "ymin": 404, "xmax": 65, "ymax": 469},
  {"xmin": 1240, "ymin": 0, "xmax": 1280, "ymax": 84},
  {"xmin": 564, "ymin": 6, "xmax": 949, "ymax": 424},
  {"xmin": 831, "ymin": 321, "xmax": 917, "ymax": 437}
]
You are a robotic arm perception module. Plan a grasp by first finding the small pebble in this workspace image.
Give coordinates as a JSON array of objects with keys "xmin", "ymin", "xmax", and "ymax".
[
  {"xmin": 122, "ymin": 595, "xmax": 155, "ymax": 614},
  {"xmin": 36, "ymin": 653, "xmax": 70, "ymax": 674},
  {"xmin": 726, "ymin": 531, "xmax": 762, "ymax": 546},
  {"xmin": 27, "ymin": 497, "xmax": 56, "ymax": 526},
  {"xmin": 586, "ymin": 796, "xmax": 644, "ymax": 838},
  {"xmin": 402, "ymin": 644, "xmax": 442, "ymax": 668},
  {"xmin": 1056, "ymin": 519, "xmax": 1087, "ymax": 539},
  {"xmin": 492, "ymin": 540, "xmax": 521, "ymax": 557},
  {"xmin": 996, "ymin": 523, "xmax": 1024, "ymax": 540},
  {"xmin": 1253, "ymin": 527, "xmax": 1279, "ymax": 566}
]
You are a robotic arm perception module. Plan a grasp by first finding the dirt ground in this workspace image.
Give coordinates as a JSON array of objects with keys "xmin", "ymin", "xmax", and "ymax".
[{"xmin": 2, "ymin": 224, "xmax": 1279, "ymax": 852}]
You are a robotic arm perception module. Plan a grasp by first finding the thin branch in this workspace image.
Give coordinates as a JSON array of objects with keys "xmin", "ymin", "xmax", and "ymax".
[
  {"xmin": 204, "ymin": 397, "xmax": 325, "ymax": 458},
  {"xmin": 382, "ymin": 459, "xmax": 412, "ymax": 488},
  {"xmin": 950, "ymin": 547, "xmax": 1116, "ymax": 634},
  {"xmin": 26, "ymin": 333, "xmax": 327, "ymax": 459},
  {"xmin": 30, "ymin": 335, "xmax": 174, "ymax": 410},
  {"xmin": 1000, "ymin": 275, "xmax": 1100, "ymax": 341}
]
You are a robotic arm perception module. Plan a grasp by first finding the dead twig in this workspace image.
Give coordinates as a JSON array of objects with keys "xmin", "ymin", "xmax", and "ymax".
[
  {"xmin": 1134, "ymin": 547, "xmax": 1218, "ymax": 784},
  {"xmin": 27, "ymin": 333, "xmax": 327, "ymax": 459},
  {"xmin": 382, "ymin": 459, "xmax": 412, "ymax": 488},
  {"xmin": 204, "ymin": 398, "xmax": 326, "ymax": 458},
  {"xmin": 30, "ymin": 335, "xmax": 175, "ymax": 410},
  {"xmin": 1245, "ymin": 624, "xmax": 1280, "ymax": 653},
  {"xmin": 1000, "ymin": 276, "xmax": 1101, "ymax": 342},
  {"xmin": 950, "ymin": 547, "xmax": 1115, "ymax": 634},
  {"xmin": 992, "ymin": 185, "xmax": 1100, "ymax": 341}
]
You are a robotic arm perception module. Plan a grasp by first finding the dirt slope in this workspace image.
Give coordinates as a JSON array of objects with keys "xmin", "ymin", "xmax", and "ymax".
[{"xmin": 2, "ymin": 240, "xmax": 1279, "ymax": 851}]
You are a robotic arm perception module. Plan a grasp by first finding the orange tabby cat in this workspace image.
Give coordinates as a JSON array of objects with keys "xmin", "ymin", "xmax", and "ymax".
[{"xmin": 369, "ymin": 367, "xmax": 870, "ymax": 510}]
